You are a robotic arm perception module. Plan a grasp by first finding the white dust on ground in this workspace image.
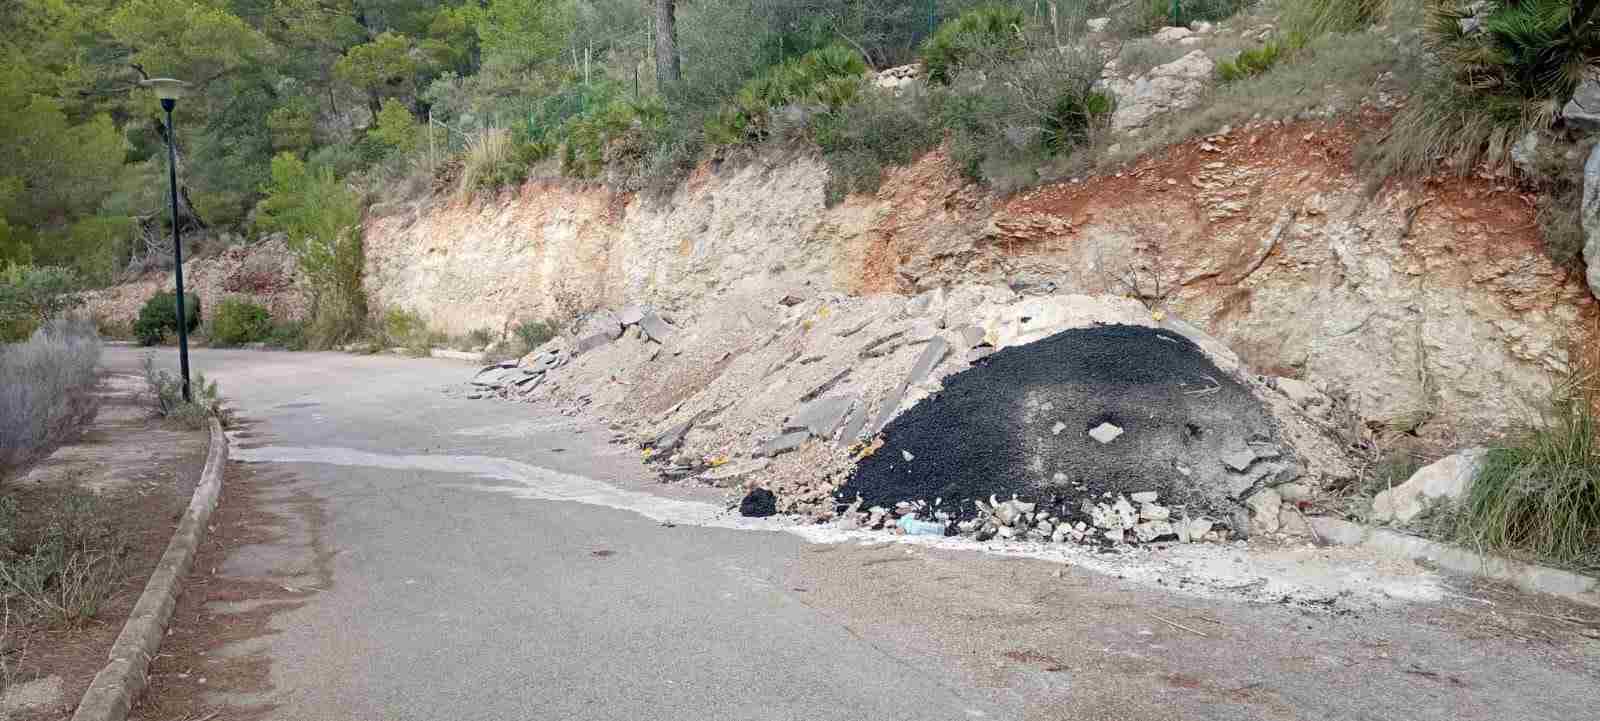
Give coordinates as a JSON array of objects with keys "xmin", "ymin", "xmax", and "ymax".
[{"xmin": 234, "ymin": 441, "xmax": 1445, "ymax": 614}]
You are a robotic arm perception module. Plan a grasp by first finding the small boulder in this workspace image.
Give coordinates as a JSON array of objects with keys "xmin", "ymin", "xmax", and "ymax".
[
  {"xmin": 1153, "ymin": 26, "xmax": 1193, "ymax": 43},
  {"xmin": 1563, "ymin": 70, "xmax": 1600, "ymax": 131},
  {"xmin": 639, "ymin": 312, "xmax": 673, "ymax": 343},
  {"xmin": 1245, "ymin": 488, "xmax": 1283, "ymax": 535},
  {"xmin": 740, "ymin": 488, "xmax": 778, "ymax": 517},
  {"xmin": 617, "ymin": 305, "xmax": 646, "ymax": 326},
  {"xmin": 1582, "ymin": 143, "xmax": 1600, "ymax": 301},
  {"xmin": 1371, "ymin": 448, "xmax": 1487, "ymax": 524}
]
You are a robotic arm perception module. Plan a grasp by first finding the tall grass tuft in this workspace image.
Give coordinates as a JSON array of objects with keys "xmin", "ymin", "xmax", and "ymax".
[
  {"xmin": 458, "ymin": 128, "xmax": 514, "ymax": 199},
  {"xmin": 1451, "ymin": 364, "xmax": 1600, "ymax": 572},
  {"xmin": 0, "ymin": 319, "xmax": 101, "ymax": 473}
]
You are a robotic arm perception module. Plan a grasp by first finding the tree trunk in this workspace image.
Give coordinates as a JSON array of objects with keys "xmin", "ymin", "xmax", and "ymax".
[{"xmin": 654, "ymin": 0, "xmax": 680, "ymax": 91}]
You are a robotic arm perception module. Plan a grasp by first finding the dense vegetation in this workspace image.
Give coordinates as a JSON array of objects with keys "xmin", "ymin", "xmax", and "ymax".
[{"xmin": 3, "ymin": 0, "xmax": 1599, "ymax": 316}]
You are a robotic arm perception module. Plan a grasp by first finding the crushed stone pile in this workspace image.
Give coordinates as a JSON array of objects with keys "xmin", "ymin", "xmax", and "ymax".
[
  {"xmin": 838, "ymin": 325, "xmax": 1299, "ymax": 545},
  {"xmin": 461, "ymin": 285, "xmax": 1354, "ymax": 545}
]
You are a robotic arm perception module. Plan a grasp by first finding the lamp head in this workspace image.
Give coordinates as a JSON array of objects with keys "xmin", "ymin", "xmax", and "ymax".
[{"xmin": 141, "ymin": 78, "xmax": 191, "ymax": 102}]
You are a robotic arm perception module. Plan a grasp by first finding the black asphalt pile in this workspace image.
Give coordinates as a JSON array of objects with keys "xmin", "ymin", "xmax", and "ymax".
[{"xmin": 838, "ymin": 325, "xmax": 1295, "ymax": 527}]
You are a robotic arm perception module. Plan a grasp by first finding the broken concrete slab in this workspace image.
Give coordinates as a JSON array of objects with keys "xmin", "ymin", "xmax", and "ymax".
[
  {"xmin": 639, "ymin": 312, "xmax": 673, "ymax": 343},
  {"xmin": 839, "ymin": 398, "xmax": 870, "ymax": 446},
  {"xmin": 786, "ymin": 395, "xmax": 855, "ymax": 439},
  {"xmin": 580, "ymin": 310, "xmax": 623, "ymax": 341},
  {"xmin": 652, "ymin": 420, "xmax": 693, "ymax": 454},
  {"xmin": 757, "ymin": 430, "xmax": 811, "ymax": 458},
  {"xmin": 575, "ymin": 332, "xmax": 615, "ymax": 355},
  {"xmin": 904, "ymin": 336, "xmax": 951, "ymax": 387},
  {"xmin": 1220, "ymin": 439, "xmax": 1256, "ymax": 471},
  {"xmin": 868, "ymin": 388, "xmax": 905, "ymax": 438},
  {"xmin": 617, "ymin": 305, "xmax": 645, "ymax": 326},
  {"xmin": 859, "ymin": 330, "xmax": 906, "ymax": 358},
  {"xmin": 955, "ymin": 325, "xmax": 988, "ymax": 350}
]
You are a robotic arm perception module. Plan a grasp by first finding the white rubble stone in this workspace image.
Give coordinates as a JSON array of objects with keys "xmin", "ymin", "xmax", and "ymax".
[
  {"xmin": 1089, "ymin": 422, "xmax": 1124, "ymax": 444},
  {"xmin": 1371, "ymin": 448, "xmax": 1488, "ymax": 524}
]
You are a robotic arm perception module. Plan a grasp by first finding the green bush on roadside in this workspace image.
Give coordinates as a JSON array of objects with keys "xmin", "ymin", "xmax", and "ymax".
[
  {"xmin": 210, "ymin": 298, "xmax": 273, "ymax": 347},
  {"xmin": 133, "ymin": 291, "xmax": 202, "ymax": 347},
  {"xmin": 513, "ymin": 318, "xmax": 558, "ymax": 351},
  {"xmin": 267, "ymin": 320, "xmax": 308, "ymax": 350},
  {"xmin": 141, "ymin": 355, "xmax": 223, "ymax": 430}
]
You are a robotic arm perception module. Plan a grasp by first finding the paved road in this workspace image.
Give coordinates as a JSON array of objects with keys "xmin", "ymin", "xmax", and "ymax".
[{"xmin": 113, "ymin": 347, "xmax": 1598, "ymax": 721}]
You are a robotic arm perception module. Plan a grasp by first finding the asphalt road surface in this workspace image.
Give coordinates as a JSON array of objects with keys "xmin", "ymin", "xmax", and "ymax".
[{"xmin": 111, "ymin": 347, "xmax": 1598, "ymax": 721}]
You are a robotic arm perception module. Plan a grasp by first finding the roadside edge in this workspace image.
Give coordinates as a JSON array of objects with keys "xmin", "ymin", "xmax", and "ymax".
[
  {"xmin": 70, "ymin": 416, "xmax": 229, "ymax": 721},
  {"xmin": 1309, "ymin": 517, "xmax": 1600, "ymax": 608}
]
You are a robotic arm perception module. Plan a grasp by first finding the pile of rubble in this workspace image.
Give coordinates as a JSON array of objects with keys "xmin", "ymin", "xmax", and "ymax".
[
  {"xmin": 467, "ymin": 305, "xmax": 678, "ymax": 400},
  {"xmin": 460, "ymin": 285, "xmax": 1354, "ymax": 547},
  {"xmin": 838, "ymin": 324, "xmax": 1302, "ymax": 544},
  {"xmin": 845, "ymin": 489, "xmax": 1226, "ymax": 547}
]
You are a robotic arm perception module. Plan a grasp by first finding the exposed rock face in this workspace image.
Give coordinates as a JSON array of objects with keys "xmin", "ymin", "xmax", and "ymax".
[
  {"xmin": 1583, "ymin": 143, "xmax": 1600, "ymax": 301},
  {"xmin": 108, "ymin": 118, "xmax": 1586, "ymax": 445},
  {"xmin": 1106, "ymin": 50, "xmax": 1215, "ymax": 132},
  {"xmin": 1563, "ymin": 70, "xmax": 1600, "ymax": 131},
  {"xmin": 83, "ymin": 235, "xmax": 306, "ymax": 328}
]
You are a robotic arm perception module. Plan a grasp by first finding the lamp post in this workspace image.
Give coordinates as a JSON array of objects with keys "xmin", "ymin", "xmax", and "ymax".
[{"xmin": 144, "ymin": 78, "xmax": 193, "ymax": 402}]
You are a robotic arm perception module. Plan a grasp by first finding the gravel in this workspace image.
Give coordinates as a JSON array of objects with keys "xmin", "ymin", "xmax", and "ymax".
[{"xmin": 838, "ymin": 324, "xmax": 1288, "ymax": 521}]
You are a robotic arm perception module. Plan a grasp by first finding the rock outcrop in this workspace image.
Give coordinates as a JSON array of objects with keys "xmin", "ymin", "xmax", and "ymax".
[
  {"xmin": 1106, "ymin": 50, "xmax": 1215, "ymax": 132},
  {"xmin": 361, "ymin": 118, "xmax": 1593, "ymax": 442}
]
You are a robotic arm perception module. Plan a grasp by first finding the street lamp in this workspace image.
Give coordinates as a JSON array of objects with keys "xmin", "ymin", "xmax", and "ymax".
[{"xmin": 143, "ymin": 78, "xmax": 193, "ymax": 402}]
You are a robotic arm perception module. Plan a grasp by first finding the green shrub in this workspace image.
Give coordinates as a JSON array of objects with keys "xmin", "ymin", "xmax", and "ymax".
[
  {"xmin": 705, "ymin": 45, "xmax": 869, "ymax": 146},
  {"xmin": 0, "ymin": 264, "xmax": 82, "ymax": 342},
  {"xmin": 513, "ymin": 318, "xmax": 558, "ymax": 350},
  {"xmin": 933, "ymin": 45, "xmax": 1111, "ymax": 191},
  {"xmin": 1367, "ymin": 0, "xmax": 1599, "ymax": 178},
  {"xmin": 210, "ymin": 297, "xmax": 272, "ymax": 347},
  {"xmin": 1218, "ymin": 42, "xmax": 1285, "ymax": 83},
  {"xmin": 141, "ymin": 355, "xmax": 223, "ymax": 430},
  {"xmin": 267, "ymin": 319, "xmax": 308, "ymax": 350},
  {"xmin": 379, "ymin": 308, "xmax": 434, "ymax": 355},
  {"xmin": 922, "ymin": 5, "xmax": 1027, "ymax": 85},
  {"xmin": 133, "ymin": 291, "xmax": 202, "ymax": 347},
  {"xmin": 1280, "ymin": 0, "xmax": 1390, "ymax": 39},
  {"xmin": 1448, "ymin": 372, "xmax": 1600, "ymax": 572},
  {"xmin": 1123, "ymin": 0, "xmax": 1255, "ymax": 35},
  {"xmin": 813, "ymin": 87, "xmax": 942, "ymax": 205},
  {"xmin": 256, "ymin": 153, "xmax": 367, "ymax": 349}
]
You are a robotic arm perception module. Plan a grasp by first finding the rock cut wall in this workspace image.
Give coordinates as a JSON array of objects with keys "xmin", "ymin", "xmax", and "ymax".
[{"xmin": 362, "ymin": 118, "xmax": 1594, "ymax": 439}]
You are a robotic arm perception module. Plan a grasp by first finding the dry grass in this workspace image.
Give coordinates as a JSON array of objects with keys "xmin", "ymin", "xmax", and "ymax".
[
  {"xmin": 457, "ymin": 128, "xmax": 514, "ymax": 200},
  {"xmin": 0, "ymin": 319, "xmax": 101, "ymax": 474},
  {"xmin": 0, "ymin": 490, "xmax": 127, "ymax": 628}
]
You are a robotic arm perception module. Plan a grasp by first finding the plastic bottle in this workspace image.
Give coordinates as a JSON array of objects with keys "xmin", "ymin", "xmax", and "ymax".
[{"xmin": 897, "ymin": 516, "xmax": 947, "ymax": 536}]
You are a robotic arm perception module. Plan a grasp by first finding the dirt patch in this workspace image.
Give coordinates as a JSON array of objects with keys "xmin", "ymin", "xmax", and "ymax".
[
  {"xmin": 131, "ymin": 419, "xmax": 333, "ymax": 721},
  {"xmin": 1, "ymin": 375, "xmax": 207, "ymax": 721}
]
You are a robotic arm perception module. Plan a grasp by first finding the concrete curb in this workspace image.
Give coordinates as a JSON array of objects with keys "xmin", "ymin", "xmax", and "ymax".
[
  {"xmin": 1308, "ymin": 517, "xmax": 1600, "ymax": 608},
  {"xmin": 71, "ymin": 417, "xmax": 229, "ymax": 721}
]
